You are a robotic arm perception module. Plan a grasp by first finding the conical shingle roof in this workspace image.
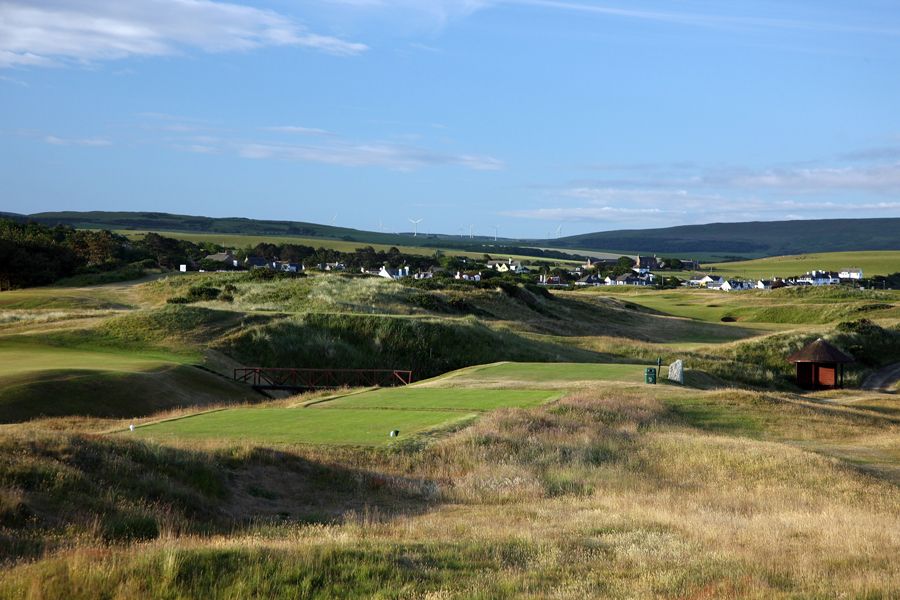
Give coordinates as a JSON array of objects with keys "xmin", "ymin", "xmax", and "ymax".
[{"xmin": 787, "ymin": 338, "xmax": 854, "ymax": 364}]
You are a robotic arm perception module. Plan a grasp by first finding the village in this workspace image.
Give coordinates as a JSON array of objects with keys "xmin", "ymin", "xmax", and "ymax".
[{"xmin": 196, "ymin": 249, "xmax": 867, "ymax": 291}]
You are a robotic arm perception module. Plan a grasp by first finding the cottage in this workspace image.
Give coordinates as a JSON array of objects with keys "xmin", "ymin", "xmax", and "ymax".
[
  {"xmin": 719, "ymin": 279, "xmax": 751, "ymax": 291},
  {"xmin": 756, "ymin": 279, "xmax": 772, "ymax": 290},
  {"xmin": 276, "ymin": 261, "xmax": 301, "ymax": 273},
  {"xmin": 455, "ymin": 271, "xmax": 482, "ymax": 282},
  {"xmin": 539, "ymin": 274, "xmax": 564, "ymax": 286},
  {"xmin": 486, "ymin": 258, "xmax": 527, "ymax": 274},
  {"xmin": 698, "ymin": 275, "xmax": 725, "ymax": 289},
  {"xmin": 575, "ymin": 273, "xmax": 604, "ymax": 287},
  {"xmin": 787, "ymin": 338, "xmax": 853, "ymax": 390},
  {"xmin": 379, "ymin": 265, "xmax": 410, "ymax": 279},
  {"xmin": 244, "ymin": 256, "xmax": 272, "ymax": 269},
  {"xmin": 795, "ymin": 270, "xmax": 840, "ymax": 286},
  {"xmin": 204, "ymin": 251, "xmax": 238, "ymax": 268},
  {"xmin": 609, "ymin": 273, "xmax": 653, "ymax": 286},
  {"xmin": 839, "ymin": 268, "xmax": 863, "ymax": 280}
]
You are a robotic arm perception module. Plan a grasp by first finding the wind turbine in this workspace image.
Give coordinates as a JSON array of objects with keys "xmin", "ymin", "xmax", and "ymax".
[
  {"xmin": 409, "ymin": 218, "xmax": 423, "ymax": 237},
  {"xmin": 331, "ymin": 213, "xmax": 338, "ymax": 226},
  {"xmin": 469, "ymin": 224, "xmax": 474, "ymax": 239},
  {"xmin": 555, "ymin": 224, "xmax": 562, "ymax": 238},
  {"xmin": 494, "ymin": 225, "xmax": 499, "ymax": 242}
]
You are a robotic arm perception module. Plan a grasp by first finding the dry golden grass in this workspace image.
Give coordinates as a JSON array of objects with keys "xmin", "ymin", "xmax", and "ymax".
[{"xmin": 2, "ymin": 384, "xmax": 897, "ymax": 598}]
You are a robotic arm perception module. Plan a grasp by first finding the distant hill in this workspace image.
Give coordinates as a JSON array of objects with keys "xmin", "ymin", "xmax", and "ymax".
[
  {"xmin": 14, "ymin": 212, "xmax": 898, "ymax": 260},
  {"xmin": 18, "ymin": 211, "xmax": 585, "ymax": 261},
  {"xmin": 24, "ymin": 210, "xmax": 416, "ymax": 245},
  {"xmin": 550, "ymin": 218, "xmax": 900, "ymax": 259}
]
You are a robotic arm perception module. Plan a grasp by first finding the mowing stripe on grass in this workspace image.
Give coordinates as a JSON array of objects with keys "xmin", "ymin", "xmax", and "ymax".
[
  {"xmin": 313, "ymin": 388, "xmax": 560, "ymax": 412},
  {"xmin": 131, "ymin": 407, "xmax": 475, "ymax": 446}
]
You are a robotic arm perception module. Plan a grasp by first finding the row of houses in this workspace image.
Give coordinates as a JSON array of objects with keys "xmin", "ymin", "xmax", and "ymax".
[
  {"xmin": 687, "ymin": 268, "xmax": 865, "ymax": 292},
  {"xmin": 573, "ymin": 272, "xmax": 656, "ymax": 287}
]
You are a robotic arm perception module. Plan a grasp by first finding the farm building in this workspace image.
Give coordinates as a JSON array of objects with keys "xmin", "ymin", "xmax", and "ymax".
[{"xmin": 787, "ymin": 338, "xmax": 853, "ymax": 390}]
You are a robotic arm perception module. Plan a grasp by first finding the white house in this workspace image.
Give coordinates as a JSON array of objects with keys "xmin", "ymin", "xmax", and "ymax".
[
  {"xmin": 455, "ymin": 271, "xmax": 482, "ymax": 282},
  {"xmin": 379, "ymin": 265, "xmax": 410, "ymax": 279},
  {"xmin": 756, "ymin": 279, "xmax": 773, "ymax": 290},
  {"xmin": 486, "ymin": 258, "xmax": 528, "ymax": 274},
  {"xmin": 699, "ymin": 275, "xmax": 726, "ymax": 289},
  {"xmin": 720, "ymin": 279, "xmax": 751, "ymax": 291},
  {"xmin": 839, "ymin": 268, "xmax": 863, "ymax": 280},
  {"xmin": 795, "ymin": 270, "xmax": 840, "ymax": 286}
]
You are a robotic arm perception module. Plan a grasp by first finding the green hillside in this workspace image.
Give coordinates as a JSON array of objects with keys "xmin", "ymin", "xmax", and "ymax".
[
  {"xmin": 551, "ymin": 218, "xmax": 900, "ymax": 259},
  {"xmin": 706, "ymin": 250, "xmax": 900, "ymax": 278},
  {"xmin": 20, "ymin": 211, "xmax": 900, "ymax": 260}
]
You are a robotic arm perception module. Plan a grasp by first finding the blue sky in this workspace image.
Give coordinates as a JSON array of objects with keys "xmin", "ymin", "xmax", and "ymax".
[{"xmin": 2, "ymin": 0, "xmax": 900, "ymax": 238}]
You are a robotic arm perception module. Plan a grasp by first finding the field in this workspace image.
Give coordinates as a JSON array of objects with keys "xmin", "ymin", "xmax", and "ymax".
[
  {"xmin": 117, "ymin": 230, "xmax": 581, "ymax": 264},
  {"xmin": 1, "ymin": 268, "xmax": 899, "ymax": 598},
  {"xmin": 706, "ymin": 250, "xmax": 900, "ymax": 278}
]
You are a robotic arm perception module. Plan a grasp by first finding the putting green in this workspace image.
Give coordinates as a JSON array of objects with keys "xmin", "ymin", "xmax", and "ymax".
[
  {"xmin": 132, "ymin": 407, "xmax": 474, "ymax": 445},
  {"xmin": 315, "ymin": 387, "xmax": 559, "ymax": 411}
]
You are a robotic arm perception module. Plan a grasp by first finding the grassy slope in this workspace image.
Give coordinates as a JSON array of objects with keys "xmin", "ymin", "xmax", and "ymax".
[
  {"xmin": 553, "ymin": 217, "xmax": 900, "ymax": 258},
  {"xmin": 706, "ymin": 250, "xmax": 900, "ymax": 278},
  {"xmin": 1, "ymin": 383, "xmax": 898, "ymax": 597},
  {"xmin": 117, "ymin": 230, "xmax": 580, "ymax": 264}
]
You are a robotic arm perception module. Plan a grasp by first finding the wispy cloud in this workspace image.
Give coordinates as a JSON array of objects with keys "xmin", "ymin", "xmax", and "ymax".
[
  {"xmin": 44, "ymin": 135, "xmax": 112, "ymax": 147},
  {"xmin": 500, "ymin": 0, "xmax": 900, "ymax": 37},
  {"xmin": 0, "ymin": 0, "xmax": 367, "ymax": 69},
  {"xmin": 231, "ymin": 139, "xmax": 502, "ymax": 171},
  {"xmin": 163, "ymin": 123, "xmax": 502, "ymax": 171},
  {"xmin": 261, "ymin": 125, "xmax": 335, "ymax": 136}
]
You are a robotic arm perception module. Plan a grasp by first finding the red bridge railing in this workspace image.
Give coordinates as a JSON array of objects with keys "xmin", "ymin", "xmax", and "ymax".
[{"xmin": 234, "ymin": 368, "xmax": 413, "ymax": 390}]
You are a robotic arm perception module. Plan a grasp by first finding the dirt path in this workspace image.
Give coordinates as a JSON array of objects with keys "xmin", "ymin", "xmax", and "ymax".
[{"xmin": 861, "ymin": 363, "xmax": 900, "ymax": 392}]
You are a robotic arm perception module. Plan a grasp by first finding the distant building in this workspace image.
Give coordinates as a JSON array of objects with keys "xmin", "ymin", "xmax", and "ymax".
[
  {"xmin": 244, "ymin": 256, "xmax": 271, "ymax": 269},
  {"xmin": 486, "ymin": 258, "xmax": 527, "ymax": 274},
  {"xmin": 794, "ymin": 270, "xmax": 840, "ymax": 286},
  {"xmin": 575, "ymin": 273, "xmax": 604, "ymax": 287},
  {"xmin": 839, "ymin": 268, "xmax": 863, "ymax": 280},
  {"xmin": 787, "ymin": 338, "xmax": 853, "ymax": 390},
  {"xmin": 635, "ymin": 256, "xmax": 661, "ymax": 271},
  {"xmin": 455, "ymin": 271, "xmax": 482, "ymax": 282},
  {"xmin": 205, "ymin": 251, "xmax": 238, "ymax": 268},
  {"xmin": 379, "ymin": 265, "xmax": 410, "ymax": 279}
]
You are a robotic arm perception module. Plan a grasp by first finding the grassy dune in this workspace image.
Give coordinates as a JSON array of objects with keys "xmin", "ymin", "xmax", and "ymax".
[
  {"xmin": 2, "ymin": 383, "xmax": 897, "ymax": 597},
  {"xmin": 706, "ymin": 250, "xmax": 900, "ymax": 278}
]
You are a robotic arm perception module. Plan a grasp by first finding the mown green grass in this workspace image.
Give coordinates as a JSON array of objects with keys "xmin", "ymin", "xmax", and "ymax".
[
  {"xmin": 0, "ymin": 339, "xmax": 179, "ymax": 378},
  {"xmin": 443, "ymin": 361, "xmax": 655, "ymax": 384},
  {"xmin": 706, "ymin": 250, "xmax": 900, "ymax": 278},
  {"xmin": 132, "ymin": 407, "xmax": 473, "ymax": 445},
  {"xmin": 315, "ymin": 387, "xmax": 558, "ymax": 411}
]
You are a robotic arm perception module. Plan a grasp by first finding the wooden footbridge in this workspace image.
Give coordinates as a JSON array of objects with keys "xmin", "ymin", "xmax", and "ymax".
[{"xmin": 233, "ymin": 367, "xmax": 413, "ymax": 392}]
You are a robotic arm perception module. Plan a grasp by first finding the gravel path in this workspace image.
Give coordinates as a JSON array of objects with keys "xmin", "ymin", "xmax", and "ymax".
[{"xmin": 861, "ymin": 363, "xmax": 900, "ymax": 392}]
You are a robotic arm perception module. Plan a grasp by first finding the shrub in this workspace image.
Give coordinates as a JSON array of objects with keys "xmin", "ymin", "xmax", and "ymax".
[{"xmin": 186, "ymin": 286, "xmax": 221, "ymax": 301}]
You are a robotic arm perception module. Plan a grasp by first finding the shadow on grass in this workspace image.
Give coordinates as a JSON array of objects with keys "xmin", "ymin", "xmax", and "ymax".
[{"xmin": 0, "ymin": 434, "xmax": 443, "ymax": 563}]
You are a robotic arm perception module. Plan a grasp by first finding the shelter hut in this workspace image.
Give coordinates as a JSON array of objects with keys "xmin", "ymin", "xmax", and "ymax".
[{"xmin": 787, "ymin": 338, "xmax": 853, "ymax": 390}]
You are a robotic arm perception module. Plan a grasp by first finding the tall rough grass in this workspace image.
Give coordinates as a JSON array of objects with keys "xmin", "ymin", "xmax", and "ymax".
[{"xmin": 2, "ymin": 384, "xmax": 897, "ymax": 598}]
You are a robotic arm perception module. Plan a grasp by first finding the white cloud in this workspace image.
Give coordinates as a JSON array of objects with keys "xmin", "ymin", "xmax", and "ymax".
[
  {"xmin": 229, "ymin": 139, "xmax": 502, "ymax": 171},
  {"xmin": 724, "ymin": 163, "xmax": 900, "ymax": 193},
  {"xmin": 44, "ymin": 135, "xmax": 112, "ymax": 146},
  {"xmin": 0, "ymin": 0, "xmax": 367, "ymax": 69},
  {"xmin": 262, "ymin": 125, "xmax": 335, "ymax": 136}
]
